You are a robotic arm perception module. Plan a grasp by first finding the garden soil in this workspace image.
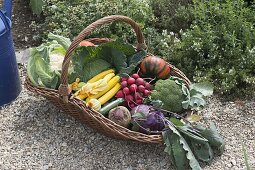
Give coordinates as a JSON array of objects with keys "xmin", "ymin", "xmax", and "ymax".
[
  {"xmin": 0, "ymin": 1, "xmax": 254, "ymax": 170},
  {"xmin": 1, "ymin": 0, "xmax": 42, "ymax": 50}
]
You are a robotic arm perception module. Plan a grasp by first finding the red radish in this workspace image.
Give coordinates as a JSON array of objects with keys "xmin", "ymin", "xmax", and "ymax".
[
  {"xmin": 121, "ymin": 77, "xmax": 128, "ymax": 82},
  {"xmin": 136, "ymin": 99, "xmax": 143, "ymax": 104},
  {"xmin": 132, "ymin": 73, "xmax": 140, "ymax": 79},
  {"xmin": 121, "ymin": 81, "xmax": 128, "ymax": 88},
  {"xmin": 144, "ymin": 89, "xmax": 151, "ymax": 96},
  {"xmin": 129, "ymin": 84, "xmax": 137, "ymax": 93},
  {"xmin": 115, "ymin": 90, "xmax": 124, "ymax": 98},
  {"xmin": 123, "ymin": 87, "xmax": 130, "ymax": 95},
  {"xmin": 138, "ymin": 85, "xmax": 145, "ymax": 93},
  {"xmin": 134, "ymin": 92, "xmax": 143, "ymax": 100},
  {"xmin": 125, "ymin": 95, "xmax": 134, "ymax": 102},
  {"xmin": 145, "ymin": 82, "xmax": 151, "ymax": 90},
  {"xmin": 136, "ymin": 78, "xmax": 144, "ymax": 86},
  {"xmin": 127, "ymin": 77, "xmax": 135, "ymax": 85}
]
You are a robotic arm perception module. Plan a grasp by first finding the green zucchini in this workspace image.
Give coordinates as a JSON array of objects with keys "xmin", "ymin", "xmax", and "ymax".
[{"xmin": 99, "ymin": 98, "xmax": 125, "ymax": 115}]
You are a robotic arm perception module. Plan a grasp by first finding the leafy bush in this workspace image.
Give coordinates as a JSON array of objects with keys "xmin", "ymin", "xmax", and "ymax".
[
  {"xmin": 41, "ymin": 0, "xmax": 156, "ymax": 43},
  {"xmin": 150, "ymin": 0, "xmax": 193, "ymax": 33},
  {"xmin": 157, "ymin": 0, "xmax": 255, "ymax": 96}
]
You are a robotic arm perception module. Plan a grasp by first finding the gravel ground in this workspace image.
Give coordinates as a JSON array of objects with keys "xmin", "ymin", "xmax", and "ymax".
[{"xmin": 0, "ymin": 66, "xmax": 254, "ymax": 170}]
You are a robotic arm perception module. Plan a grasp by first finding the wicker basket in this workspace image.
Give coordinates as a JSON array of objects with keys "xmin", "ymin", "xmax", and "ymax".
[{"xmin": 25, "ymin": 15, "xmax": 191, "ymax": 144}]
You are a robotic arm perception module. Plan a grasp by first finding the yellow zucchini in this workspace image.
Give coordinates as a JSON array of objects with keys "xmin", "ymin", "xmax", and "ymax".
[
  {"xmin": 98, "ymin": 83, "xmax": 121, "ymax": 105},
  {"xmin": 87, "ymin": 69, "xmax": 114, "ymax": 83},
  {"xmin": 103, "ymin": 73, "xmax": 115, "ymax": 82},
  {"xmin": 86, "ymin": 76, "xmax": 120, "ymax": 102}
]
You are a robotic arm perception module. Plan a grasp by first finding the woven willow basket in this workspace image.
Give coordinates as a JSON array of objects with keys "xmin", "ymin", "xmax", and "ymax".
[{"xmin": 25, "ymin": 15, "xmax": 191, "ymax": 144}]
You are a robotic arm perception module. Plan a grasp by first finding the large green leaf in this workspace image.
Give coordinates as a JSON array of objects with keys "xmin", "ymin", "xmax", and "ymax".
[
  {"xmin": 194, "ymin": 122, "xmax": 225, "ymax": 155},
  {"xmin": 175, "ymin": 124, "xmax": 214, "ymax": 163},
  {"xmin": 171, "ymin": 133, "xmax": 190, "ymax": 169},
  {"xmin": 163, "ymin": 130, "xmax": 175, "ymax": 165},
  {"xmin": 119, "ymin": 50, "xmax": 147, "ymax": 75},
  {"xmin": 189, "ymin": 139, "xmax": 214, "ymax": 163},
  {"xmin": 189, "ymin": 93, "xmax": 207, "ymax": 110},
  {"xmin": 177, "ymin": 125, "xmax": 208, "ymax": 143},
  {"xmin": 70, "ymin": 59, "xmax": 111, "ymax": 83},
  {"xmin": 99, "ymin": 46, "xmax": 127, "ymax": 72},
  {"xmin": 101, "ymin": 39, "xmax": 135, "ymax": 57},
  {"xmin": 48, "ymin": 33, "xmax": 71, "ymax": 51},
  {"xmin": 189, "ymin": 82, "xmax": 214, "ymax": 97},
  {"xmin": 35, "ymin": 57, "xmax": 59, "ymax": 89},
  {"xmin": 163, "ymin": 121, "xmax": 202, "ymax": 170},
  {"xmin": 29, "ymin": 0, "xmax": 43, "ymax": 16}
]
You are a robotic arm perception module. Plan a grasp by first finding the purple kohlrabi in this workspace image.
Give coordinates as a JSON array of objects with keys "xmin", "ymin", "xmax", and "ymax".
[{"xmin": 131, "ymin": 105, "xmax": 165, "ymax": 134}]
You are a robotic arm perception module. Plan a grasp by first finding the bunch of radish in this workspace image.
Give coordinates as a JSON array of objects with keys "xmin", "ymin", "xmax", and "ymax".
[{"xmin": 115, "ymin": 73, "xmax": 151, "ymax": 109}]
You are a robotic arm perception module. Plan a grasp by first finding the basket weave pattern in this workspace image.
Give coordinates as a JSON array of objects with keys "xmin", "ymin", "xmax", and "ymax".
[{"xmin": 25, "ymin": 15, "xmax": 191, "ymax": 144}]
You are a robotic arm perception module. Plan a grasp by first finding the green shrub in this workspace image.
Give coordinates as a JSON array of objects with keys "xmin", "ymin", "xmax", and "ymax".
[
  {"xmin": 41, "ymin": 0, "xmax": 156, "ymax": 43},
  {"xmin": 150, "ymin": 0, "xmax": 193, "ymax": 33},
  {"xmin": 158, "ymin": 0, "xmax": 255, "ymax": 96}
]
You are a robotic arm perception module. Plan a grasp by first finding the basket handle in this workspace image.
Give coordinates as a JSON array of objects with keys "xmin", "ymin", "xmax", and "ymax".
[{"xmin": 58, "ymin": 15, "xmax": 147, "ymax": 102}]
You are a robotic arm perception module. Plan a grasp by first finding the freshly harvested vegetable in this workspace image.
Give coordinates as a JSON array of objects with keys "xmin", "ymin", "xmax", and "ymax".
[
  {"xmin": 74, "ymin": 78, "xmax": 108, "ymax": 100},
  {"xmin": 116, "ymin": 73, "xmax": 152, "ymax": 109},
  {"xmin": 99, "ymin": 98, "xmax": 124, "ymax": 115},
  {"xmin": 127, "ymin": 77, "xmax": 135, "ymax": 85},
  {"xmin": 140, "ymin": 56, "xmax": 170, "ymax": 79},
  {"xmin": 131, "ymin": 73, "xmax": 139, "ymax": 79},
  {"xmin": 27, "ymin": 33, "xmax": 72, "ymax": 89},
  {"xmin": 69, "ymin": 78, "xmax": 86, "ymax": 91},
  {"xmin": 86, "ymin": 98, "xmax": 101, "ymax": 111},
  {"xmin": 131, "ymin": 104, "xmax": 165, "ymax": 134},
  {"xmin": 74, "ymin": 71, "xmax": 116, "ymax": 100},
  {"xmin": 87, "ymin": 69, "xmax": 114, "ymax": 83},
  {"xmin": 98, "ymin": 83, "xmax": 121, "ymax": 105},
  {"xmin": 79, "ymin": 40, "xmax": 95, "ymax": 47},
  {"xmin": 108, "ymin": 106, "xmax": 131, "ymax": 128},
  {"xmin": 86, "ymin": 75, "xmax": 120, "ymax": 102},
  {"xmin": 102, "ymin": 72, "xmax": 115, "ymax": 82},
  {"xmin": 163, "ymin": 118, "xmax": 225, "ymax": 170},
  {"xmin": 150, "ymin": 79, "xmax": 186, "ymax": 113}
]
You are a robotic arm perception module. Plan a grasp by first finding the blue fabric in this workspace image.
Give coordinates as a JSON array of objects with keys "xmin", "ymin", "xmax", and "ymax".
[{"xmin": 0, "ymin": 4, "xmax": 21, "ymax": 106}]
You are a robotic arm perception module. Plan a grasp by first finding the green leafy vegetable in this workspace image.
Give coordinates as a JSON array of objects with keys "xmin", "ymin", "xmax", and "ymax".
[
  {"xmin": 189, "ymin": 139, "xmax": 213, "ymax": 163},
  {"xmin": 169, "ymin": 118, "xmax": 184, "ymax": 127},
  {"xmin": 163, "ymin": 121, "xmax": 202, "ymax": 170},
  {"xmin": 194, "ymin": 122, "xmax": 225, "ymax": 154},
  {"xmin": 48, "ymin": 33, "xmax": 71, "ymax": 50},
  {"xmin": 189, "ymin": 82, "xmax": 214, "ymax": 97},
  {"xmin": 100, "ymin": 39, "xmax": 136, "ymax": 57},
  {"xmin": 71, "ymin": 39, "xmax": 144, "ymax": 82},
  {"xmin": 27, "ymin": 33, "xmax": 71, "ymax": 89},
  {"xmin": 177, "ymin": 126, "xmax": 208, "ymax": 143},
  {"xmin": 70, "ymin": 57, "xmax": 111, "ymax": 83},
  {"xmin": 163, "ymin": 118, "xmax": 225, "ymax": 169},
  {"xmin": 119, "ymin": 50, "xmax": 147, "ymax": 75},
  {"xmin": 100, "ymin": 46, "xmax": 127, "ymax": 72}
]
